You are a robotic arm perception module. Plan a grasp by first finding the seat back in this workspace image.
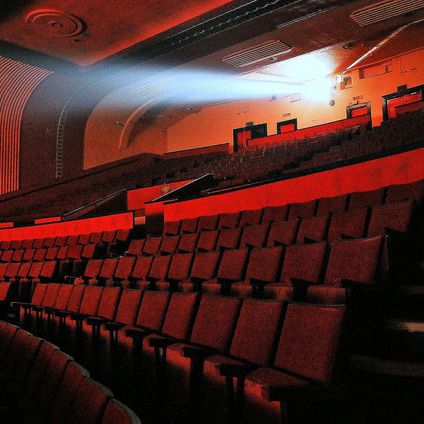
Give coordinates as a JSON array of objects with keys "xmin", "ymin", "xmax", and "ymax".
[
  {"xmin": 288, "ymin": 200, "xmax": 317, "ymax": 220},
  {"xmin": 280, "ymin": 242, "xmax": 327, "ymax": 285},
  {"xmin": 78, "ymin": 286, "xmax": 104, "ymax": 316},
  {"xmin": 266, "ymin": 219, "xmax": 299, "ymax": 247},
  {"xmin": 325, "ymin": 236, "xmax": 384, "ymax": 286},
  {"xmin": 167, "ymin": 253, "xmax": 194, "ymax": 281},
  {"xmin": 160, "ymin": 292, "xmax": 199, "ymax": 340},
  {"xmin": 274, "ymin": 303, "xmax": 345, "ymax": 384},
  {"xmin": 115, "ymin": 289, "xmax": 144, "ymax": 325},
  {"xmin": 96, "ymin": 287, "xmax": 122, "ymax": 320},
  {"xmin": 245, "ymin": 246, "xmax": 283, "ymax": 283},
  {"xmin": 135, "ymin": 290, "xmax": 171, "ymax": 330},
  {"xmin": 190, "ymin": 294, "xmax": 241, "ymax": 352},
  {"xmin": 101, "ymin": 399, "xmax": 141, "ymax": 424},
  {"xmin": 66, "ymin": 285, "xmax": 86, "ymax": 313},
  {"xmin": 216, "ymin": 248, "xmax": 249, "ymax": 281},
  {"xmin": 229, "ymin": 299, "xmax": 283, "ymax": 365},
  {"xmin": 348, "ymin": 187, "xmax": 385, "ymax": 209}
]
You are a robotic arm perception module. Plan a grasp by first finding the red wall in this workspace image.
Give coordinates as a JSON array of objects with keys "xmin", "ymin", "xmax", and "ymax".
[
  {"xmin": 161, "ymin": 148, "xmax": 424, "ymax": 221},
  {"xmin": 0, "ymin": 212, "xmax": 134, "ymax": 241}
]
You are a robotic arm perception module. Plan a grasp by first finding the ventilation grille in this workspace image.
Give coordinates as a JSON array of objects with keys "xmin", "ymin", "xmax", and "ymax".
[
  {"xmin": 223, "ymin": 40, "xmax": 292, "ymax": 68},
  {"xmin": 351, "ymin": 0, "xmax": 424, "ymax": 27}
]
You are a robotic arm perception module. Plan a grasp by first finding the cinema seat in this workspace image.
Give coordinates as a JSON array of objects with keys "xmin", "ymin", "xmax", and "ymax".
[
  {"xmin": 348, "ymin": 187, "xmax": 385, "ymax": 209},
  {"xmin": 316, "ymin": 194, "xmax": 348, "ymax": 215},
  {"xmin": 264, "ymin": 242, "xmax": 327, "ymax": 301},
  {"xmin": 242, "ymin": 303, "xmax": 345, "ymax": 424},
  {"xmin": 197, "ymin": 229, "xmax": 219, "ymax": 251},
  {"xmin": 180, "ymin": 217, "xmax": 199, "ymax": 234},
  {"xmin": 240, "ymin": 223, "xmax": 269, "ymax": 249},
  {"xmin": 367, "ymin": 200, "xmax": 416, "ymax": 236},
  {"xmin": 327, "ymin": 207, "xmax": 369, "ymax": 241},
  {"xmin": 197, "ymin": 214, "xmax": 220, "ymax": 231},
  {"xmin": 261, "ymin": 205, "xmax": 289, "ymax": 223},
  {"xmin": 105, "ymin": 256, "xmax": 136, "ymax": 287},
  {"xmin": 73, "ymin": 259, "xmax": 103, "ymax": 285},
  {"xmin": 126, "ymin": 239, "xmax": 145, "ymax": 256},
  {"xmin": 217, "ymin": 227, "xmax": 242, "ymax": 250},
  {"xmin": 179, "ymin": 251, "xmax": 221, "ymax": 292},
  {"xmin": 266, "ymin": 219, "xmax": 300, "ymax": 247},
  {"xmin": 385, "ymin": 179, "xmax": 424, "ymax": 204},
  {"xmin": 101, "ymin": 398, "xmax": 141, "ymax": 424},
  {"xmin": 164, "ymin": 294, "xmax": 242, "ymax": 420},
  {"xmin": 12, "ymin": 282, "xmax": 48, "ymax": 324},
  {"xmin": 121, "ymin": 255, "xmax": 154, "ymax": 289},
  {"xmin": 287, "ymin": 200, "xmax": 317, "ymax": 220},
  {"xmin": 130, "ymin": 292, "xmax": 199, "ymax": 406},
  {"xmin": 164, "ymin": 220, "xmax": 182, "ymax": 236},
  {"xmin": 203, "ymin": 248, "xmax": 249, "ymax": 295},
  {"xmin": 198, "ymin": 299, "xmax": 284, "ymax": 424},
  {"xmin": 296, "ymin": 214, "xmax": 330, "ymax": 244},
  {"xmin": 218, "ymin": 212, "xmax": 240, "ymax": 229},
  {"xmin": 43, "ymin": 283, "xmax": 74, "ymax": 326},
  {"xmin": 156, "ymin": 252, "xmax": 194, "ymax": 291},
  {"xmin": 65, "ymin": 378, "xmax": 113, "ymax": 424},
  {"xmin": 306, "ymin": 236, "xmax": 385, "ymax": 304},
  {"xmin": 88, "ymin": 258, "xmax": 119, "ymax": 286},
  {"xmin": 160, "ymin": 235, "xmax": 180, "ymax": 255},
  {"xmin": 231, "ymin": 246, "xmax": 284, "ymax": 298},
  {"xmin": 239, "ymin": 209, "xmax": 263, "ymax": 227},
  {"xmin": 142, "ymin": 236, "xmax": 162, "ymax": 256},
  {"xmin": 177, "ymin": 232, "xmax": 199, "ymax": 253}
]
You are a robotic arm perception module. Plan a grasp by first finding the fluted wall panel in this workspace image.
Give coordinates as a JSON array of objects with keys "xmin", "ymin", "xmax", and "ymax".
[{"xmin": 0, "ymin": 56, "xmax": 51, "ymax": 194}]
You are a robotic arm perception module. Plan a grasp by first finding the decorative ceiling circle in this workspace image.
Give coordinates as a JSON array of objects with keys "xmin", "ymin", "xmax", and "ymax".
[{"xmin": 26, "ymin": 9, "xmax": 85, "ymax": 37}]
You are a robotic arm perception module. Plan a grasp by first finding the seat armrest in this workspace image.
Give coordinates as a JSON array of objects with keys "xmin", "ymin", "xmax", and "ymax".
[
  {"xmin": 147, "ymin": 335, "xmax": 173, "ymax": 348},
  {"xmin": 218, "ymin": 362, "xmax": 256, "ymax": 377},
  {"xmin": 86, "ymin": 317, "xmax": 107, "ymax": 327},
  {"xmin": 32, "ymin": 306, "xmax": 44, "ymax": 312},
  {"xmin": 104, "ymin": 322, "xmax": 125, "ymax": 332},
  {"xmin": 125, "ymin": 327, "xmax": 150, "ymax": 339},
  {"xmin": 54, "ymin": 310, "xmax": 69, "ymax": 318},
  {"xmin": 177, "ymin": 344, "xmax": 214, "ymax": 359},
  {"xmin": 70, "ymin": 312, "xmax": 87, "ymax": 321}
]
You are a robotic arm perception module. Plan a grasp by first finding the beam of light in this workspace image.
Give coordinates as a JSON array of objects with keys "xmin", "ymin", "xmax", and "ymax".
[{"xmin": 93, "ymin": 51, "xmax": 336, "ymax": 115}]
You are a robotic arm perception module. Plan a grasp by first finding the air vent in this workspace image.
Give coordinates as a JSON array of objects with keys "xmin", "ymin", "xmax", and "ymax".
[
  {"xmin": 351, "ymin": 0, "xmax": 424, "ymax": 27},
  {"xmin": 223, "ymin": 40, "xmax": 292, "ymax": 68}
]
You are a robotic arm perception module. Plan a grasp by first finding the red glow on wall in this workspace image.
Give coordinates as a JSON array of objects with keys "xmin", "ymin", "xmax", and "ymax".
[
  {"xmin": 0, "ymin": 212, "xmax": 134, "ymax": 241},
  {"xmin": 162, "ymin": 148, "xmax": 424, "ymax": 222}
]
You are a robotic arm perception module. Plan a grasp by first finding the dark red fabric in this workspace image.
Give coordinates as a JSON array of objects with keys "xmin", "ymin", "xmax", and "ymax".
[
  {"xmin": 161, "ymin": 292, "xmax": 199, "ymax": 339},
  {"xmin": 325, "ymin": 236, "xmax": 383, "ymax": 285},
  {"xmin": 266, "ymin": 219, "xmax": 299, "ymax": 247},
  {"xmin": 316, "ymin": 195, "xmax": 348, "ymax": 215},
  {"xmin": 274, "ymin": 303, "xmax": 344, "ymax": 384},
  {"xmin": 114, "ymin": 289, "xmax": 143, "ymax": 325},
  {"xmin": 296, "ymin": 214, "xmax": 330, "ymax": 244},
  {"xmin": 217, "ymin": 248, "xmax": 249, "ymax": 281},
  {"xmin": 261, "ymin": 205, "xmax": 289, "ymax": 223},
  {"xmin": 287, "ymin": 200, "xmax": 317, "ymax": 220},
  {"xmin": 190, "ymin": 294, "xmax": 241, "ymax": 351},
  {"xmin": 348, "ymin": 188, "xmax": 385, "ymax": 209},
  {"xmin": 280, "ymin": 242, "xmax": 327, "ymax": 284},
  {"xmin": 327, "ymin": 207, "xmax": 369, "ymax": 241},
  {"xmin": 229, "ymin": 299, "xmax": 283, "ymax": 365},
  {"xmin": 136, "ymin": 290, "xmax": 171, "ymax": 330}
]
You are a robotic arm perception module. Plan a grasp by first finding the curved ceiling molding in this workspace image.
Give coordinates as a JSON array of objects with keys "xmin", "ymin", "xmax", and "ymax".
[{"xmin": 0, "ymin": 56, "xmax": 52, "ymax": 195}]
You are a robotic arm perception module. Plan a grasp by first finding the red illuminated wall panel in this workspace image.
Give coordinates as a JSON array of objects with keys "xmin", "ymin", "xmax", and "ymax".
[
  {"xmin": 161, "ymin": 148, "xmax": 424, "ymax": 222},
  {"xmin": 0, "ymin": 56, "xmax": 52, "ymax": 195}
]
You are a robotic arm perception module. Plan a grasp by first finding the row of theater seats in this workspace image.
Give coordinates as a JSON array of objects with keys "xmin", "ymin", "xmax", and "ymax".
[
  {"xmin": 13, "ymin": 288, "xmax": 345, "ymax": 424},
  {"xmin": 0, "ymin": 178, "xmax": 420, "ymax": 308},
  {"xmin": 0, "ymin": 320, "xmax": 140, "ymax": 424},
  {"xmin": 75, "ymin": 234, "xmax": 386, "ymax": 303},
  {"xmin": 163, "ymin": 178, "xmax": 424, "ymax": 235},
  {"xmin": 0, "ymin": 228, "xmax": 130, "ymax": 255}
]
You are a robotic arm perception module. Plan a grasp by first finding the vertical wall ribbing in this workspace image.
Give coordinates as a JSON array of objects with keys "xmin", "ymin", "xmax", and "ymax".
[{"xmin": 0, "ymin": 56, "xmax": 52, "ymax": 194}]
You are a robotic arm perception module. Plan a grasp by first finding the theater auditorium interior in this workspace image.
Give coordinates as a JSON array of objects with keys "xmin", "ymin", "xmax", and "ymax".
[{"xmin": 0, "ymin": 0, "xmax": 424, "ymax": 423}]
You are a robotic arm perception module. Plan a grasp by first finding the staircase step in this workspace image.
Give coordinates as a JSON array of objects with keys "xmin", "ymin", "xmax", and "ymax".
[{"xmin": 349, "ymin": 354, "xmax": 424, "ymax": 378}]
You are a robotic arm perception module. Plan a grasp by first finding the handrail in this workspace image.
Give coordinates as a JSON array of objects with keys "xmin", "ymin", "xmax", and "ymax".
[{"xmin": 62, "ymin": 188, "xmax": 127, "ymax": 220}]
